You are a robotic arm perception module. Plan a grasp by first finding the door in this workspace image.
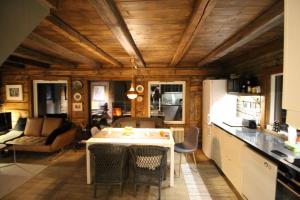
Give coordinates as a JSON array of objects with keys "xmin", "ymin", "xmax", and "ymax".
[{"xmin": 202, "ymin": 80, "xmax": 212, "ymax": 158}]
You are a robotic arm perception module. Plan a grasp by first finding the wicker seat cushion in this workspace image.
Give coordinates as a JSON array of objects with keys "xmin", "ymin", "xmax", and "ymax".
[{"xmin": 136, "ymin": 155, "xmax": 162, "ymax": 170}]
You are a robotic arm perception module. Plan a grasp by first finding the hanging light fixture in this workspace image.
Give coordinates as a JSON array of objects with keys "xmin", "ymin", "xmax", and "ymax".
[{"xmin": 127, "ymin": 58, "xmax": 138, "ymax": 100}]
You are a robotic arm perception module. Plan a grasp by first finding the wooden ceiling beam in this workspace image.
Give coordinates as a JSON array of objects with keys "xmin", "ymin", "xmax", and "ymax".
[
  {"xmin": 7, "ymin": 55, "xmax": 50, "ymax": 68},
  {"xmin": 89, "ymin": 0, "xmax": 146, "ymax": 67},
  {"xmin": 37, "ymin": 0, "xmax": 58, "ymax": 10},
  {"xmin": 169, "ymin": 0, "xmax": 216, "ymax": 67},
  {"xmin": 46, "ymin": 14, "xmax": 122, "ymax": 67},
  {"xmin": 2, "ymin": 61, "xmax": 25, "ymax": 69},
  {"xmin": 28, "ymin": 33, "xmax": 99, "ymax": 67},
  {"xmin": 197, "ymin": 0, "xmax": 284, "ymax": 67},
  {"xmin": 14, "ymin": 46, "xmax": 76, "ymax": 67}
]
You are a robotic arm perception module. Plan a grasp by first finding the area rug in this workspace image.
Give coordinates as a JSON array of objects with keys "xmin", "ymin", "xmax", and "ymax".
[{"xmin": 0, "ymin": 163, "xmax": 47, "ymax": 199}]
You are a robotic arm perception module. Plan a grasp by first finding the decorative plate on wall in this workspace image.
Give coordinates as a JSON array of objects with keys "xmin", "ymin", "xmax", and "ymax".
[
  {"xmin": 137, "ymin": 96, "xmax": 143, "ymax": 102},
  {"xmin": 72, "ymin": 80, "xmax": 83, "ymax": 90},
  {"xmin": 73, "ymin": 92, "xmax": 82, "ymax": 101},
  {"xmin": 136, "ymin": 85, "xmax": 144, "ymax": 94}
]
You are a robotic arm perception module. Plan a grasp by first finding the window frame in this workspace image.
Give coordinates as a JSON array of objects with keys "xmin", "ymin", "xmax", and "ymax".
[
  {"xmin": 269, "ymin": 73, "xmax": 283, "ymax": 124},
  {"xmin": 148, "ymin": 81, "xmax": 186, "ymax": 124}
]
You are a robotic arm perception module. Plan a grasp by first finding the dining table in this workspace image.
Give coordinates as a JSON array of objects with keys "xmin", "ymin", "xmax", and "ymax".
[{"xmin": 85, "ymin": 127, "xmax": 175, "ymax": 187}]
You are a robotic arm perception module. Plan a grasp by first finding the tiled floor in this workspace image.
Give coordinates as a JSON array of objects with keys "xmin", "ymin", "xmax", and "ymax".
[{"xmin": 0, "ymin": 148, "xmax": 239, "ymax": 200}]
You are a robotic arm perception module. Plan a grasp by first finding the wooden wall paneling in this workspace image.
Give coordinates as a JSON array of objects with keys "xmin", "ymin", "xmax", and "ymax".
[
  {"xmin": 46, "ymin": 14, "xmax": 122, "ymax": 67},
  {"xmin": 197, "ymin": 0, "xmax": 283, "ymax": 67},
  {"xmin": 7, "ymin": 55, "xmax": 50, "ymax": 68},
  {"xmin": 90, "ymin": 0, "xmax": 146, "ymax": 67},
  {"xmin": 169, "ymin": 0, "xmax": 216, "ymax": 67}
]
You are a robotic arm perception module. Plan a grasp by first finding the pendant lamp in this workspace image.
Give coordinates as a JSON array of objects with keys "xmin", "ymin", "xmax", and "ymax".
[{"xmin": 127, "ymin": 58, "xmax": 138, "ymax": 100}]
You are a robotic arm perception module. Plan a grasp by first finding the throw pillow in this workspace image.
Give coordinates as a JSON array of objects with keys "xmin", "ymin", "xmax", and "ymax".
[
  {"xmin": 14, "ymin": 118, "xmax": 27, "ymax": 131},
  {"xmin": 45, "ymin": 121, "xmax": 72, "ymax": 145}
]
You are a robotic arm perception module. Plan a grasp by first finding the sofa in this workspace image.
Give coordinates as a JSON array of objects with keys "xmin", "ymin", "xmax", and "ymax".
[
  {"xmin": 7, "ymin": 117, "xmax": 77, "ymax": 152},
  {"xmin": 111, "ymin": 117, "xmax": 164, "ymax": 128}
]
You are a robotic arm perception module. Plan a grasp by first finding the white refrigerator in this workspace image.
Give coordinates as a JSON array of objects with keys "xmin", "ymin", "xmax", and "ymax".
[{"xmin": 202, "ymin": 80, "xmax": 236, "ymax": 158}]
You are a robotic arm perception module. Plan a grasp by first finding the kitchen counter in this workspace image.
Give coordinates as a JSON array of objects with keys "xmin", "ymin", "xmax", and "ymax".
[{"xmin": 213, "ymin": 121, "xmax": 300, "ymax": 173}]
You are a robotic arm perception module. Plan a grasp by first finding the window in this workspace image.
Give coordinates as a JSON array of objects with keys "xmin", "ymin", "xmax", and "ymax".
[
  {"xmin": 270, "ymin": 73, "xmax": 287, "ymax": 129},
  {"xmin": 148, "ymin": 81, "xmax": 185, "ymax": 124}
]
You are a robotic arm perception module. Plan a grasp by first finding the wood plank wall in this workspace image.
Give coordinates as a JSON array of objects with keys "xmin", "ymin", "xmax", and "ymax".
[{"xmin": 0, "ymin": 67, "xmax": 216, "ymax": 144}]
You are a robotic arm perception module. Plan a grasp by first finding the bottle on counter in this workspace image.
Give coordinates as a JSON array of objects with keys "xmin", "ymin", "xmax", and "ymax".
[{"xmin": 247, "ymin": 80, "xmax": 251, "ymax": 93}]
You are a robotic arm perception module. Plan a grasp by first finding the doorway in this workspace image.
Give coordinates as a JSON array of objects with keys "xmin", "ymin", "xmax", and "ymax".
[
  {"xmin": 89, "ymin": 81, "xmax": 131, "ymax": 128},
  {"xmin": 33, "ymin": 80, "xmax": 68, "ymax": 117}
]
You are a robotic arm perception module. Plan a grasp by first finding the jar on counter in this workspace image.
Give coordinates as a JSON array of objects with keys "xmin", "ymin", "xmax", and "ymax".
[
  {"xmin": 256, "ymin": 86, "xmax": 261, "ymax": 94},
  {"xmin": 251, "ymin": 87, "xmax": 256, "ymax": 94}
]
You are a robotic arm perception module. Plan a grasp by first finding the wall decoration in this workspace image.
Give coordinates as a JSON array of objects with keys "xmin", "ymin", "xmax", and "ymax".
[
  {"xmin": 137, "ymin": 95, "xmax": 143, "ymax": 102},
  {"xmin": 6, "ymin": 85, "xmax": 23, "ymax": 101},
  {"xmin": 72, "ymin": 102, "xmax": 83, "ymax": 111},
  {"xmin": 72, "ymin": 80, "xmax": 83, "ymax": 91},
  {"xmin": 92, "ymin": 85, "xmax": 105, "ymax": 101},
  {"xmin": 136, "ymin": 85, "xmax": 144, "ymax": 94},
  {"xmin": 73, "ymin": 92, "xmax": 82, "ymax": 101}
]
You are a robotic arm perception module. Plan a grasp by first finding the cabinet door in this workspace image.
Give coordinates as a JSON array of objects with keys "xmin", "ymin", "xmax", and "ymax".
[
  {"xmin": 283, "ymin": 0, "xmax": 300, "ymax": 128},
  {"xmin": 202, "ymin": 124, "xmax": 211, "ymax": 158},
  {"xmin": 224, "ymin": 133, "xmax": 244, "ymax": 193},
  {"xmin": 242, "ymin": 147, "xmax": 277, "ymax": 200},
  {"xmin": 211, "ymin": 125, "xmax": 222, "ymax": 168}
]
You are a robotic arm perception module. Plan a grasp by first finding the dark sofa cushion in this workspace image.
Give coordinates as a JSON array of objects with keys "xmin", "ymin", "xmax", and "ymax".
[
  {"xmin": 45, "ymin": 121, "xmax": 72, "ymax": 145},
  {"xmin": 14, "ymin": 118, "xmax": 27, "ymax": 131}
]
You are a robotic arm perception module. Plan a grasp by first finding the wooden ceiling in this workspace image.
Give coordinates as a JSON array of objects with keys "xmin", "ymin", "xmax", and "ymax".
[{"xmin": 2, "ymin": 0, "xmax": 283, "ymax": 70}]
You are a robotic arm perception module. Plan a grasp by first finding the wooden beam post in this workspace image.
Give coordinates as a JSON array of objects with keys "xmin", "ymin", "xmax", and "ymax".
[
  {"xmin": 197, "ymin": 0, "xmax": 284, "ymax": 67},
  {"xmin": 46, "ymin": 14, "xmax": 123, "ymax": 67},
  {"xmin": 89, "ymin": 0, "xmax": 146, "ymax": 67},
  {"xmin": 27, "ymin": 33, "xmax": 100, "ymax": 67},
  {"xmin": 170, "ymin": 0, "xmax": 216, "ymax": 67},
  {"xmin": 14, "ymin": 46, "xmax": 77, "ymax": 67}
]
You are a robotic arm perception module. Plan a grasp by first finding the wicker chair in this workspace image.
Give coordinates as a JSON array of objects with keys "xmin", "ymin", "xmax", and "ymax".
[
  {"xmin": 88, "ymin": 144, "xmax": 128, "ymax": 197},
  {"xmin": 129, "ymin": 145, "xmax": 168, "ymax": 200}
]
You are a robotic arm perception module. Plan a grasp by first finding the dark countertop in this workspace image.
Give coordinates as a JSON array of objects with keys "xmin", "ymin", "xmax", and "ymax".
[{"xmin": 213, "ymin": 121, "xmax": 300, "ymax": 173}]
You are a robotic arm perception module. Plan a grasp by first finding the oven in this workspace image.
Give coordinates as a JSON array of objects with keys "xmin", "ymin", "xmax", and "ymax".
[{"xmin": 275, "ymin": 163, "xmax": 300, "ymax": 200}]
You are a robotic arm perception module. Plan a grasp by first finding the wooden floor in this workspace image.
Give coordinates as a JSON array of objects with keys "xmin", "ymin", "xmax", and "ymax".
[{"xmin": 0, "ymin": 148, "xmax": 239, "ymax": 200}]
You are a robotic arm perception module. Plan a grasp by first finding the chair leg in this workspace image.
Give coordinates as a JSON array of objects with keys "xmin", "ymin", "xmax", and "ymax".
[
  {"xmin": 94, "ymin": 183, "xmax": 97, "ymax": 198},
  {"xmin": 158, "ymin": 183, "xmax": 161, "ymax": 200},
  {"xmin": 192, "ymin": 152, "xmax": 197, "ymax": 167},
  {"xmin": 178, "ymin": 153, "xmax": 182, "ymax": 177},
  {"xmin": 119, "ymin": 183, "xmax": 123, "ymax": 197},
  {"xmin": 134, "ymin": 184, "xmax": 137, "ymax": 197}
]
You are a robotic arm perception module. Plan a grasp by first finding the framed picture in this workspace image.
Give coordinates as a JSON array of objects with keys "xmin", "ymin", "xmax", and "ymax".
[
  {"xmin": 72, "ymin": 103, "xmax": 83, "ymax": 112},
  {"xmin": 6, "ymin": 85, "xmax": 23, "ymax": 101},
  {"xmin": 92, "ymin": 85, "xmax": 105, "ymax": 101}
]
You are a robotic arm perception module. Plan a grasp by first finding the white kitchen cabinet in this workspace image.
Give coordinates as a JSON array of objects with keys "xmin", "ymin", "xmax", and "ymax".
[
  {"xmin": 222, "ymin": 132, "xmax": 244, "ymax": 192},
  {"xmin": 241, "ymin": 146, "xmax": 277, "ymax": 200},
  {"xmin": 283, "ymin": 0, "xmax": 300, "ymax": 129},
  {"xmin": 211, "ymin": 125, "xmax": 223, "ymax": 169}
]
